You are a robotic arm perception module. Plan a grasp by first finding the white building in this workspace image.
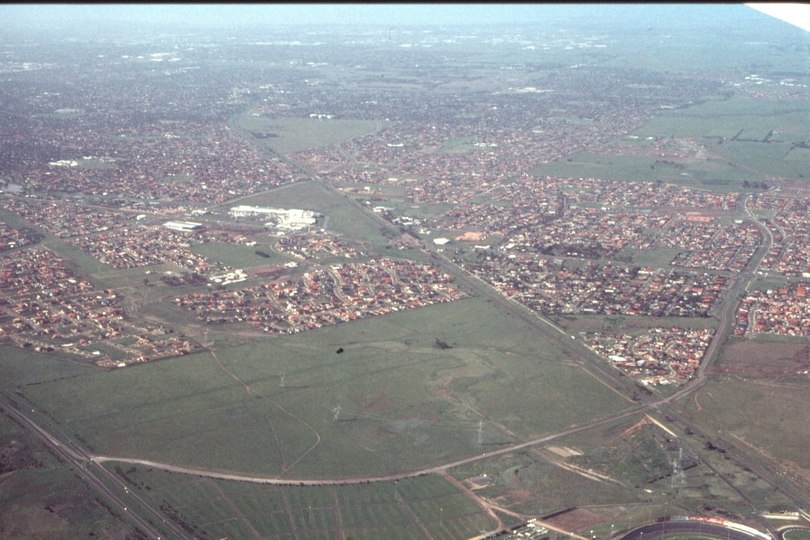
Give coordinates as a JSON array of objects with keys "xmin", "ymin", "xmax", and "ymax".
[
  {"xmin": 230, "ymin": 205, "xmax": 319, "ymax": 230},
  {"xmin": 163, "ymin": 221, "xmax": 203, "ymax": 232}
]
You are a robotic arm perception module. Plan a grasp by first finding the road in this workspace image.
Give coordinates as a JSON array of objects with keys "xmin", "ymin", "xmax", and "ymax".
[
  {"xmin": 0, "ymin": 178, "xmax": 786, "ymax": 500},
  {"xmin": 0, "ymin": 387, "xmax": 190, "ymax": 540},
  {"xmin": 777, "ymin": 526, "xmax": 810, "ymax": 540},
  {"xmin": 92, "ymin": 403, "xmax": 653, "ymax": 487},
  {"xmin": 619, "ymin": 521, "xmax": 768, "ymax": 540},
  {"xmin": 0, "ymin": 134, "xmax": 797, "ymax": 538}
]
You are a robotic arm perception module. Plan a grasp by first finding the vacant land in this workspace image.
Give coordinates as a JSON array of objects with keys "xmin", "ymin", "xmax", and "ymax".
[
  {"xmin": 234, "ymin": 115, "xmax": 392, "ymax": 156},
  {"xmin": 0, "ymin": 410, "xmax": 137, "ymax": 538},
  {"xmin": 532, "ymin": 98, "xmax": 810, "ymax": 190},
  {"xmin": 713, "ymin": 340, "xmax": 810, "ymax": 380},
  {"xmin": 0, "ymin": 346, "xmax": 95, "ymax": 387},
  {"xmin": 106, "ymin": 466, "xmax": 496, "ymax": 540},
  {"xmin": 532, "ymin": 153, "xmax": 756, "ymax": 191},
  {"xmin": 554, "ymin": 314, "xmax": 720, "ymax": 335},
  {"xmin": 189, "ymin": 241, "xmax": 293, "ymax": 268},
  {"xmin": 685, "ymin": 379, "xmax": 810, "ymax": 478},
  {"xmin": 18, "ymin": 295, "xmax": 634, "ymax": 479},
  {"xmin": 233, "ymin": 180, "xmax": 398, "ymax": 246}
]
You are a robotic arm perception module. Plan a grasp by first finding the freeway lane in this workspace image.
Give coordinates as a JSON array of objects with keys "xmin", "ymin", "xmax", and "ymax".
[
  {"xmin": 0, "ymin": 388, "xmax": 190, "ymax": 540},
  {"xmin": 0, "ymin": 184, "xmax": 794, "ymax": 535}
]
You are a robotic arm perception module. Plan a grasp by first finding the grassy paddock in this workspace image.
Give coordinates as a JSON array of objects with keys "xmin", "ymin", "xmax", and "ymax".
[
  {"xmin": 108, "ymin": 466, "xmax": 496, "ymax": 540},
  {"xmin": 686, "ymin": 378, "xmax": 810, "ymax": 471},
  {"xmin": 533, "ymin": 97, "xmax": 810, "ymax": 190},
  {"xmin": 20, "ymin": 296, "xmax": 632, "ymax": 478},
  {"xmin": 531, "ymin": 153, "xmax": 755, "ymax": 191},
  {"xmin": 189, "ymin": 241, "xmax": 293, "ymax": 268},
  {"xmin": 0, "ymin": 412, "xmax": 139, "ymax": 537},
  {"xmin": 232, "ymin": 181, "xmax": 395, "ymax": 245},
  {"xmin": 235, "ymin": 115, "xmax": 392, "ymax": 156},
  {"xmin": 0, "ymin": 345, "xmax": 96, "ymax": 387}
]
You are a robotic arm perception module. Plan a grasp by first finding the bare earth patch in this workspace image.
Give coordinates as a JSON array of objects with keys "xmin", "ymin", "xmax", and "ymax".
[
  {"xmin": 546, "ymin": 507, "xmax": 609, "ymax": 532},
  {"xmin": 714, "ymin": 340, "xmax": 810, "ymax": 378}
]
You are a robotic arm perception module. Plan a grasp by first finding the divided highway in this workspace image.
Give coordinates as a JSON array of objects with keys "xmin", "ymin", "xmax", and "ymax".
[{"xmin": 0, "ymin": 387, "xmax": 190, "ymax": 540}]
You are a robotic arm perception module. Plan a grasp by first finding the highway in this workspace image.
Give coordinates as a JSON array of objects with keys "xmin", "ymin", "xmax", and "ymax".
[
  {"xmin": 0, "ymin": 387, "xmax": 190, "ymax": 540},
  {"xmin": 0, "ymin": 174, "xmax": 799, "ymax": 538}
]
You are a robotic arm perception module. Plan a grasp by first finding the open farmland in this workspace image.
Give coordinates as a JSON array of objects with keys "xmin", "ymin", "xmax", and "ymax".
[
  {"xmin": 18, "ymin": 296, "xmax": 635, "ymax": 479},
  {"xmin": 2, "ymin": 5, "xmax": 810, "ymax": 538},
  {"xmin": 532, "ymin": 97, "xmax": 810, "ymax": 191},
  {"xmin": 683, "ymin": 379, "xmax": 810, "ymax": 480},
  {"xmin": 531, "ymin": 153, "xmax": 757, "ymax": 191},
  {"xmin": 102, "ymin": 466, "xmax": 496, "ymax": 540},
  {"xmin": 0, "ymin": 407, "xmax": 140, "ymax": 538},
  {"xmin": 233, "ymin": 114, "xmax": 393, "ymax": 156}
]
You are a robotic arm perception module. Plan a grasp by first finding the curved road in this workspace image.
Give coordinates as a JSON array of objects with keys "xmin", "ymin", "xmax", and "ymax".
[
  {"xmin": 0, "ymin": 179, "xmax": 792, "ymax": 536},
  {"xmin": 620, "ymin": 521, "xmax": 767, "ymax": 540},
  {"xmin": 778, "ymin": 527, "xmax": 810, "ymax": 540}
]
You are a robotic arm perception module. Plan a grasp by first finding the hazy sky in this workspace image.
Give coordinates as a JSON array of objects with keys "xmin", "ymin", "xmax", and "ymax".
[{"xmin": 3, "ymin": 3, "xmax": 809, "ymax": 31}]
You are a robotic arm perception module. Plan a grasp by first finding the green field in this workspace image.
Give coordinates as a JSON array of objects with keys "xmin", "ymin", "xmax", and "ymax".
[
  {"xmin": 783, "ymin": 530, "xmax": 810, "ymax": 540},
  {"xmin": 16, "ymin": 295, "xmax": 635, "ymax": 479},
  {"xmin": 189, "ymin": 240, "xmax": 294, "ymax": 268},
  {"xmin": 531, "ymin": 153, "xmax": 757, "ymax": 191},
  {"xmin": 614, "ymin": 247, "xmax": 680, "ymax": 267},
  {"xmin": 0, "ymin": 410, "xmax": 139, "ymax": 538},
  {"xmin": 234, "ymin": 114, "xmax": 393, "ymax": 156},
  {"xmin": 0, "ymin": 345, "xmax": 96, "ymax": 387},
  {"xmin": 104, "ymin": 466, "xmax": 496, "ymax": 540},
  {"xmin": 532, "ymin": 98, "xmax": 810, "ymax": 189},
  {"xmin": 631, "ymin": 99, "xmax": 810, "ymax": 140},
  {"xmin": 233, "ymin": 181, "xmax": 399, "ymax": 246},
  {"xmin": 684, "ymin": 378, "xmax": 810, "ymax": 472}
]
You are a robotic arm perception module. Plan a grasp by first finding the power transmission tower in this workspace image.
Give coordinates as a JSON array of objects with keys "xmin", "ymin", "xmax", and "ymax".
[
  {"xmin": 332, "ymin": 406, "xmax": 341, "ymax": 421},
  {"xmin": 477, "ymin": 420, "xmax": 483, "ymax": 446},
  {"xmin": 279, "ymin": 371, "xmax": 286, "ymax": 388}
]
